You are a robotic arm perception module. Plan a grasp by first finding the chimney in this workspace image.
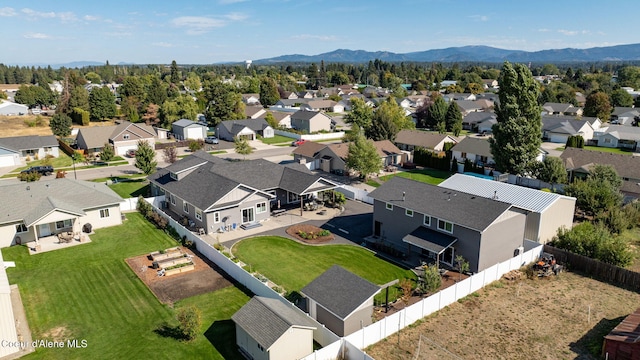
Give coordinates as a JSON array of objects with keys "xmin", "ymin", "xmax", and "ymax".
[{"xmin": 402, "ymin": 192, "xmax": 405, "ymax": 201}]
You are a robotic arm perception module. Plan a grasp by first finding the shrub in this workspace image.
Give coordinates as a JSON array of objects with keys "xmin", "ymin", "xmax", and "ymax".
[
  {"xmin": 176, "ymin": 306, "xmax": 201, "ymax": 341},
  {"xmin": 18, "ymin": 171, "xmax": 41, "ymax": 182},
  {"xmin": 552, "ymin": 222, "xmax": 633, "ymax": 267},
  {"xmin": 418, "ymin": 266, "xmax": 442, "ymax": 294}
]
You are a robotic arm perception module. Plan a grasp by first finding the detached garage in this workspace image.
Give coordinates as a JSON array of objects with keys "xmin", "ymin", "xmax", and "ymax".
[
  {"xmin": 0, "ymin": 100, "xmax": 28, "ymax": 115},
  {"xmin": 0, "ymin": 147, "xmax": 20, "ymax": 167},
  {"xmin": 603, "ymin": 308, "xmax": 640, "ymax": 360},
  {"xmin": 171, "ymin": 119, "xmax": 207, "ymax": 140}
]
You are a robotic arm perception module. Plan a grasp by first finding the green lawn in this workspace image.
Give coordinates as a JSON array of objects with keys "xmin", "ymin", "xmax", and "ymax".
[
  {"xmin": 232, "ymin": 236, "xmax": 415, "ymax": 301},
  {"xmin": 259, "ymin": 134, "xmax": 294, "ymax": 145},
  {"xmin": 367, "ymin": 168, "xmax": 452, "ymax": 187},
  {"xmin": 106, "ymin": 179, "xmax": 150, "ymax": 198},
  {"xmin": 555, "ymin": 145, "xmax": 635, "ymax": 155},
  {"xmin": 2, "ymin": 213, "xmax": 249, "ymax": 360}
]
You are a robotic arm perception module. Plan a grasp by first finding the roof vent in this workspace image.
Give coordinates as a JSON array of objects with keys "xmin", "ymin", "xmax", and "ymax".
[
  {"xmin": 402, "ymin": 192, "xmax": 405, "ymax": 201},
  {"xmin": 493, "ymin": 190, "xmax": 498, "ymax": 200},
  {"xmin": 26, "ymin": 186, "xmax": 30, "ymax": 191}
]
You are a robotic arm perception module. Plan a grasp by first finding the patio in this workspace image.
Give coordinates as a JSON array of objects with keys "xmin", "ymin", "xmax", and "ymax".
[{"xmin": 25, "ymin": 233, "xmax": 92, "ymax": 255}]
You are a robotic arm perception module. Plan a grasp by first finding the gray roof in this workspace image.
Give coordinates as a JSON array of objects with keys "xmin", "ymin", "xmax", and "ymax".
[
  {"xmin": 403, "ymin": 227, "xmax": 457, "ymax": 254},
  {"xmin": 612, "ymin": 107, "xmax": 640, "ymax": 116},
  {"xmin": 77, "ymin": 121, "xmax": 155, "ymax": 149},
  {"xmin": 542, "ymin": 102, "xmax": 581, "ymax": 114},
  {"xmin": 369, "ymin": 177, "xmax": 512, "ymax": 232},
  {"xmin": 232, "ymin": 296, "xmax": 316, "ymax": 350},
  {"xmin": 601, "ymin": 125, "xmax": 640, "ymax": 141},
  {"xmin": 455, "ymin": 100, "xmax": 482, "ymax": 112},
  {"xmin": 541, "ymin": 115, "xmax": 590, "ymax": 135},
  {"xmin": 450, "ymin": 137, "xmax": 492, "ymax": 157},
  {"xmin": 462, "ymin": 112, "xmax": 496, "ymax": 125},
  {"xmin": 395, "ymin": 130, "xmax": 456, "ymax": 149},
  {"xmin": 301, "ymin": 265, "xmax": 380, "ymax": 320},
  {"xmin": 219, "ymin": 118, "xmax": 270, "ymax": 135},
  {"xmin": 172, "ymin": 119, "xmax": 204, "ymax": 129},
  {"xmin": 0, "ymin": 135, "xmax": 58, "ymax": 152},
  {"xmin": 0, "ymin": 179, "xmax": 123, "ymax": 227},
  {"xmin": 439, "ymin": 173, "xmax": 573, "ymax": 213},
  {"xmin": 291, "ymin": 110, "xmax": 328, "ymax": 121}
]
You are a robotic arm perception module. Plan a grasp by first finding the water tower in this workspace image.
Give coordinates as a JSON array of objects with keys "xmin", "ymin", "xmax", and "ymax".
[{"xmin": 245, "ymin": 60, "xmax": 252, "ymax": 69}]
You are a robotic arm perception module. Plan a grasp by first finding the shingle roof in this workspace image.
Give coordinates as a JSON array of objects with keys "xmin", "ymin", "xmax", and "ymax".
[
  {"xmin": 291, "ymin": 110, "xmax": 324, "ymax": 121},
  {"xmin": 462, "ymin": 112, "xmax": 496, "ymax": 125},
  {"xmin": 601, "ymin": 125, "xmax": 640, "ymax": 141},
  {"xmin": 450, "ymin": 137, "xmax": 492, "ymax": 157},
  {"xmin": 172, "ymin": 119, "xmax": 200, "ymax": 128},
  {"xmin": 327, "ymin": 140, "xmax": 401, "ymax": 160},
  {"xmin": 541, "ymin": 115, "xmax": 590, "ymax": 135},
  {"xmin": 77, "ymin": 125, "xmax": 116, "ymax": 149},
  {"xmin": 604, "ymin": 307, "xmax": 640, "ymax": 343},
  {"xmin": 219, "ymin": 118, "xmax": 270, "ymax": 135},
  {"xmin": 395, "ymin": 130, "xmax": 456, "ymax": 149},
  {"xmin": 0, "ymin": 179, "xmax": 123, "ymax": 227},
  {"xmin": 369, "ymin": 176, "xmax": 512, "ymax": 232},
  {"xmin": 301, "ymin": 265, "xmax": 380, "ymax": 320},
  {"xmin": 439, "ymin": 173, "xmax": 573, "ymax": 213},
  {"xmin": 0, "ymin": 135, "xmax": 58, "ymax": 152},
  {"xmin": 232, "ymin": 296, "xmax": 316, "ymax": 350},
  {"xmin": 292, "ymin": 141, "xmax": 328, "ymax": 158}
]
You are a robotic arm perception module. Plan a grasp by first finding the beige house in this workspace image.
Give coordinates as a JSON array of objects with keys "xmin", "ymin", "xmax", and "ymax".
[
  {"xmin": 0, "ymin": 179, "xmax": 123, "ymax": 248},
  {"xmin": 290, "ymin": 110, "xmax": 333, "ymax": 133},
  {"xmin": 232, "ymin": 296, "xmax": 316, "ymax": 360},
  {"xmin": 75, "ymin": 121, "xmax": 156, "ymax": 155},
  {"xmin": 293, "ymin": 140, "xmax": 404, "ymax": 174},
  {"xmin": 394, "ymin": 130, "xmax": 458, "ymax": 152}
]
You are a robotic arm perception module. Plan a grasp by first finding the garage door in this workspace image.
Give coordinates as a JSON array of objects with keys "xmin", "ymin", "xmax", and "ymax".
[
  {"xmin": 0, "ymin": 154, "xmax": 19, "ymax": 168},
  {"xmin": 116, "ymin": 145, "xmax": 137, "ymax": 156}
]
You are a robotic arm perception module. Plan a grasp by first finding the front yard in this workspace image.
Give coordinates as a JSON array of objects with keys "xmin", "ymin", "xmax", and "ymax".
[
  {"xmin": 232, "ymin": 236, "xmax": 415, "ymax": 301},
  {"xmin": 2, "ymin": 213, "xmax": 248, "ymax": 360}
]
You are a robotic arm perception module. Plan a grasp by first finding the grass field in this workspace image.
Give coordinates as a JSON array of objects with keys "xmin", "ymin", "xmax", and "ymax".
[
  {"xmin": 366, "ymin": 272, "xmax": 639, "ymax": 359},
  {"xmin": 232, "ymin": 236, "xmax": 415, "ymax": 300},
  {"xmin": 259, "ymin": 134, "xmax": 294, "ymax": 144},
  {"xmin": 367, "ymin": 168, "xmax": 452, "ymax": 188},
  {"xmin": 2, "ymin": 213, "xmax": 249, "ymax": 360},
  {"xmin": 555, "ymin": 145, "xmax": 635, "ymax": 155},
  {"xmin": 106, "ymin": 179, "xmax": 150, "ymax": 198}
]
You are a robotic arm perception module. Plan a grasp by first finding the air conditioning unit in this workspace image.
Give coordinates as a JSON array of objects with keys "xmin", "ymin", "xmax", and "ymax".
[
  {"xmin": 161, "ymin": 201, "xmax": 168, "ymax": 209},
  {"xmin": 514, "ymin": 246, "xmax": 524, "ymax": 257}
]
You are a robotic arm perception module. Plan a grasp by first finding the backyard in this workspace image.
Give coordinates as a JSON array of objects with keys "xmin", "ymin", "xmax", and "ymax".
[
  {"xmin": 555, "ymin": 145, "xmax": 635, "ymax": 155},
  {"xmin": 2, "ymin": 213, "xmax": 249, "ymax": 360},
  {"xmin": 232, "ymin": 236, "xmax": 416, "ymax": 302},
  {"xmin": 366, "ymin": 272, "xmax": 639, "ymax": 359},
  {"xmin": 367, "ymin": 167, "xmax": 452, "ymax": 188}
]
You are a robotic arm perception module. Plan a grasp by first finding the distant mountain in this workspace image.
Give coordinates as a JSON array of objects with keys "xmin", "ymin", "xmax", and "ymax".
[{"xmin": 254, "ymin": 44, "xmax": 640, "ymax": 64}]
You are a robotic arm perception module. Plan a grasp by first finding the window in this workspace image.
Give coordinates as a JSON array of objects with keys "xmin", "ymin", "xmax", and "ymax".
[
  {"xmin": 123, "ymin": 134, "xmax": 130, "ymax": 140},
  {"xmin": 100, "ymin": 209, "xmax": 110, "ymax": 218},
  {"xmin": 55, "ymin": 219, "xmax": 73, "ymax": 229},
  {"xmin": 195, "ymin": 208, "xmax": 202, "ymax": 221},
  {"xmin": 405, "ymin": 209, "xmax": 414, "ymax": 217},
  {"xmin": 258, "ymin": 344, "xmax": 265, "ymax": 352},
  {"xmin": 213, "ymin": 212, "xmax": 221, "ymax": 223},
  {"xmin": 183, "ymin": 202, "xmax": 189, "ymax": 214},
  {"xmin": 256, "ymin": 202, "xmax": 267, "ymax": 214},
  {"xmin": 461, "ymin": 152, "xmax": 467, "ymax": 159},
  {"xmin": 437, "ymin": 219, "xmax": 453, "ymax": 233},
  {"xmin": 169, "ymin": 193, "xmax": 176, "ymax": 205},
  {"xmin": 423, "ymin": 215, "xmax": 431, "ymax": 226},
  {"xmin": 44, "ymin": 147, "xmax": 52, "ymax": 153},
  {"xmin": 170, "ymin": 172, "xmax": 178, "ymax": 181},
  {"xmin": 15, "ymin": 223, "xmax": 28, "ymax": 233},
  {"xmin": 288, "ymin": 192, "xmax": 300, "ymax": 203},
  {"xmin": 604, "ymin": 138, "xmax": 611, "ymax": 144},
  {"xmin": 385, "ymin": 202, "xmax": 393, "ymax": 210}
]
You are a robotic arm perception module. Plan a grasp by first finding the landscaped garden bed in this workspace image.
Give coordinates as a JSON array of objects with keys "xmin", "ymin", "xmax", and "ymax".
[{"xmin": 285, "ymin": 224, "xmax": 334, "ymax": 244}]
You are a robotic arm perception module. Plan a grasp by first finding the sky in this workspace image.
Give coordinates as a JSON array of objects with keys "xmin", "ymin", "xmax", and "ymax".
[{"xmin": 2, "ymin": 0, "xmax": 639, "ymax": 66}]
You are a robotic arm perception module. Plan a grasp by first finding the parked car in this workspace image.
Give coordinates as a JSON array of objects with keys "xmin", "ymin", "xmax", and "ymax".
[
  {"xmin": 205, "ymin": 136, "xmax": 219, "ymax": 144},
  {"xmin": 291, "ymin": 139, "xmax": 307, "ymax": 147},
  {"xmin": 126, "ymin": 149, "xmax": 136, "ymax": 158},
  {"xmin": 21, "ymin": 165, "xmax": 54, "ymax": 176}
]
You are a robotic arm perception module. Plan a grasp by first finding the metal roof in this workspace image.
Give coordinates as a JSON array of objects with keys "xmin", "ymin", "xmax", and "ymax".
[
  {"xmin": 0, "ymin": 251, "xmax": 19, "ymax": 358},
  {"xmin": 439, "ymin": 173, "xmax": 572, "ymax": 213}
]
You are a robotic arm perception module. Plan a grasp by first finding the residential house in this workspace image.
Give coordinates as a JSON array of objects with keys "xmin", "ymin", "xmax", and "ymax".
[
  {"xmin": 0, "ymin": 179, "xmax": 123, "ymax": 248},
  {"xmin": 541, "ymin": 115, "xmax": 595, "ymax": 143},
  {"xmin": 455, "ymin": 100, "xmax": 483, "ymax": 116},
  {"xmin": 610, "ymin": 107, "xmax": 640, "ymax": 126},
  {"xmin": 482, "ymin": 79, "xmax": 498, "ymax": 89},
  {"xmin": 447, "ymin": 93, "xmax": 476, "ymax": 101},
  {"xmin": 301, "ymin": 265, "xmax": 380, "ymax": 337},
  {"xmin": 280, "ymin": 91, "xmax": 298, "ymax": 100},
  {"xmin": 297, "ymin": 91, "xmax": 316, "ymax": 99},
  {"xmin": 368, "ymin": 177, "xmax": 527, "ymax": 273},
  {"xmin": 217, "ymin": 119, "xmax": 274, "ymax": 141},
  {"xmin": 439, "ymin": 174, "xmax": 575, "ymax": 244},
  {"xmin": 290, "ymin": 110, "xmax": 333, "ymax": 133},
  {"xmin": 542, "ymin": 102, "xmax": 583, "ymax": 117},
  {"xmin": 560, "ymin": 147, "xmax": 640, "ymax": 200},
  {"xmin": 450, "ymin": 137, "xmax": 494, "ymax": 167},
  {"xmin": 241, "ymin": 93, "xmax": 261, "ymax": 105},
  {"xmin": 75, "ymin": 121, "xmax": 156, "ymax": 155},
  {"xmin": 595, "ymin": 125, "xmax": 640, "ymax": 150},
  {"xmin": 439, "ymin": 80, "xmax": 457, "ymax": 88},
  {"xmin": 232, "ymin": 296, "xmax": 316, "ymax": 360},
  {"xmin": 462, "ymin": 112, "xmax": 496, "ymax": 131},
  {"xmin": 274, "ymin": 98, "xmax": 310, "ymax": 109},
  {"xmin": 258, "ymin": 110, "xmax": 292, "ymax": 129},
  {"xmin": 394, "ymin": 130, "xmax": 458, "ymax": 161},
  {"xmin": 171, "ymin": 119, "xmax": 207, "ymax": 141},
  {"xmin": 0, "ymin": 135, "xmax": 59, "ymax": 167},
  {"xmin": 575, "ymin": 92, "xmax": 586, "ymax": 107},
  {"xmin": 293, "ymin": 140, "xmax": 404, "ymax": 173},
  {"xmin": 245, "ymin": 105, "xmax": 267, "ymax": 119},
  {"xmin": 148, "ymin": 151, "xmax": 338, "ymax": 234},
  {"xmin": 0, "ymin": 100, "xmax": 28, "ymax": 115},
  {"xmin": 300, "ymin": 100, "xmax": 344, "ymax": 113}
]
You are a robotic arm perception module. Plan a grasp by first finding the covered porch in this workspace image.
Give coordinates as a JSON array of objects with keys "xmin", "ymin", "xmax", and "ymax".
[
  {"xmin": 402, "ymin": 227, "xmax": 457, "ymax": 269},
  {"xmin": 25, "ymin": 232, "xmax": 91, "ymax": 254},
  {"xmin": 21, "ymin": 211, "xmax": 87, "ymax": 254}
]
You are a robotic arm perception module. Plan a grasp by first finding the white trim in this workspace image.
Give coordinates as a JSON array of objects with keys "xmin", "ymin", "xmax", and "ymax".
[
  {"xmin": 195, "ymin": 208, "xmax": 202, "ymax": 221},
  {"xmin": 241, "ymin": 207, "xmax": 255, "ymax": 224},
  {"xmin": 423, "ymin": 215, "xmax": 431, "ymax": 226},
  {"xmin": 437, "ymin": 218, "xmax": 453, "ymax": 233},
  {"xmin": 213, "ymin": 212, "xmax": 221, "ymax": 223},
  {"xmin": 100, "ymin": 208, "xmax": 110, "ymax": 218},
  {"xmin": 256, "ymin": 202, "xmax": 267, "ymax": 214},
  {"xmin": 15, "ymin": 223, "xmax": 28, "ymax": 233},
  {"xmin": 405, "ymin": 209, "xmax": 414, "ymax": 217},
  {"xmin": 183, "ymin": 201, "xmax": 189, "ymax": 214},
  {"xmin": 385, "ymin": 202, "xmax": 393, "ymax": 210}
]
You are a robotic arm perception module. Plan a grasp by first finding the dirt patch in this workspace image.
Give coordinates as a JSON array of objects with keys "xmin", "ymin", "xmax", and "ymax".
[
  {"xmin": 126, "ymin": 247, "xmax": 232, "ymax": 304},
  {"xmin": 286, "ymin": 224, "xmax": 334, "ymax": 244},
  {"xmin": 41, "ymin": 326, "xmax": 69, "ymax": 342},
  {"xmin": 366, "ymin": 271, "xmax": 640, "ymax": 359}
]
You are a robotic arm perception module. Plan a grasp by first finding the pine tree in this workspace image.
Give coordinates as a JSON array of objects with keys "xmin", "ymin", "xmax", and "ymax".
[
  {"xmin": 134, "ymin": 140, "xmax": 157, "ymax": 175},
  {"xmin": 49, "ymin": 114, "xmax": 72, "ymax": 137},
  {"xmin": 259, "ymin": 77, "xmax": 279, "ymax": 106},
  {"xmin": 99, "ymin": 143, "xmax": 115, "ymax": 162},
  {"xmin": 489, "ymin": 62, "xmax": 542, "ymax": 176},
  {"xmin": 445, "ymin": 100, "xmax": 463, "ymax": 135},
  {"xmin": 234, "ymin": 137, "xmax": 253, "ymax": 159}
]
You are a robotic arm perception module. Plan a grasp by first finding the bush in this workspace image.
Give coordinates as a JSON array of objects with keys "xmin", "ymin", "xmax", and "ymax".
[
  {"xmin": 176, "ymin": 306, "xmax": 201, "ymax": 341},
  {"xmin": 17, "ymin": 171, "xmax": 41, "ymax": 182},
  {"xmin": 551, "ymin": 222, "xmax": 633, "ymax": 267}
]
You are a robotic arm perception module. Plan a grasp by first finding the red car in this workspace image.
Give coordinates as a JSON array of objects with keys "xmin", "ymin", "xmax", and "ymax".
[{"xmin": 291, "ymin": 139, "xmax": 307, "ymax": 147}]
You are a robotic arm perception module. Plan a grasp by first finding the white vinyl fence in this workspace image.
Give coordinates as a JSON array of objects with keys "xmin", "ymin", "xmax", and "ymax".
[
  {"xmin": 301, "ymin": 243, "xmax": 543, "ymax": 360},
  {"xmin": 274, "ymin": 129, "xmax": 345, "ymax": 141},
  {"xmin": 337, "ymin": 185, "xmax": 374, "ymax": 204},
  {"xmin": 146, "ymin": 199, "xmax": 340, "ymax": 348}
]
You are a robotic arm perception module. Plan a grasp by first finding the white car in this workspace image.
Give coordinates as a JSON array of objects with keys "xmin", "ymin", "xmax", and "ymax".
[{"xmin": 205, "ymin": 136, "xmax": 219, "ymax": 144}]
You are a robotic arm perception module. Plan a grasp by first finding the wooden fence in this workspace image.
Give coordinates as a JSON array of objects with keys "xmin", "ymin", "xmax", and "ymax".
[
  {"xmin": 543, "ymin": 245, "xmax": 640, "ymax": 291},
  {"xmin": 155, "ymin": 140, "xmax": 190, "ymax": 150},
  {"xmin": 57, "ymin": 138, "xmax": 80, "ymax": 156}
]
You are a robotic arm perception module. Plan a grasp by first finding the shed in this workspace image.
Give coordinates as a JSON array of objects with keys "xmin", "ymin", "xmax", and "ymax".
[
  {"xmin": 0, "ymin": 100, "xmax": 28, "ymax": 115},
  {"xmin": 603, "ymin": 308, "xmax": 640, "ymax": 360},
  {"xmin": 171, "ymin": 119, "xmax": 207, "ymax": 140}
]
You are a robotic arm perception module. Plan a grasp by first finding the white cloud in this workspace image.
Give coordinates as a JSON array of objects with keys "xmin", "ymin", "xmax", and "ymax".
[
  {"xmin": 171, "ymin": 14, "xmax": 246, "ymax": 35},
  {"xmin": 83, "ymin": 15, "xmax": 99, "ymax": 21},
  {"xmin": 20, "ymin": 8, "xmax": 77, "ymax": 22},
  {"xmin": 0, "ymin": 7, "xmax": 16, "ymax": 16},
  {"xmin": 24, "ymin": 32, "xmax": 51, "ymax": 39},
  {"xmin": 153, "ymin": 42, "xmax": 174, "ymax": 48},
  {"xmin": 291, "ymin": 34, "xmax": 338, "ymax": 41},
  {"xmin": 538, "ymin": 28, "xmax": 551, "ymax": 33},
  {"xmin": 468, "ymin": 15, "xmax": 488, "ymax": 22},
  {"xmin": 558, "ymin": 29, "xmax": 590, "ymax": 36}
]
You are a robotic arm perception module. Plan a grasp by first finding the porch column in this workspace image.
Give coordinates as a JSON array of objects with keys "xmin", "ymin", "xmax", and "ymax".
[
  {"xmin": 32, "ymin": 224, "xmax": 41, "ymax": 251},
  {"xmin": 300, "ymin": 195, "xmax": 304, "ymax": 216}
]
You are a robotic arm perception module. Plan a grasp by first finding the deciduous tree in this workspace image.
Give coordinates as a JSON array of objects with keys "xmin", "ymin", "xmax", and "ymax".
[
  {"xmin": 99, "ymin": 143, "xmax": 115, "ymax": 162},
  {"xmin": 584, "ymin": 91, "xmax": 612, "ymax": 122},
  {"xmin": 345, "ymin": 133, "xmax": 382, "ymax": 180},
  {"xmin": 88, "ymin": 86, "xmax": 116, "ymax": 121},
  {"xmin": 535, "ymin": 156, "xmax": 567, "ymax": 184},
  {"xmin": 176, "ymin": 305, "xmax": 201, "ymax": 341},
  {"xmin": 203, "ymin": 81, "xmax": 244, "ymax": 127},
  {"xmin": 259, "ymin": 77, "xmax": 279, "ymax": 106},
  {"xmin": 489, "ymin": 61, "xmax": 542, "ymax": 176},
  {"xmin": 234, "ymin": 137, "xmax": 253, "ymax": 159},
  {"xmin": 344, "ymin": 98, "xmax": 374, "ymax": 130}
]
